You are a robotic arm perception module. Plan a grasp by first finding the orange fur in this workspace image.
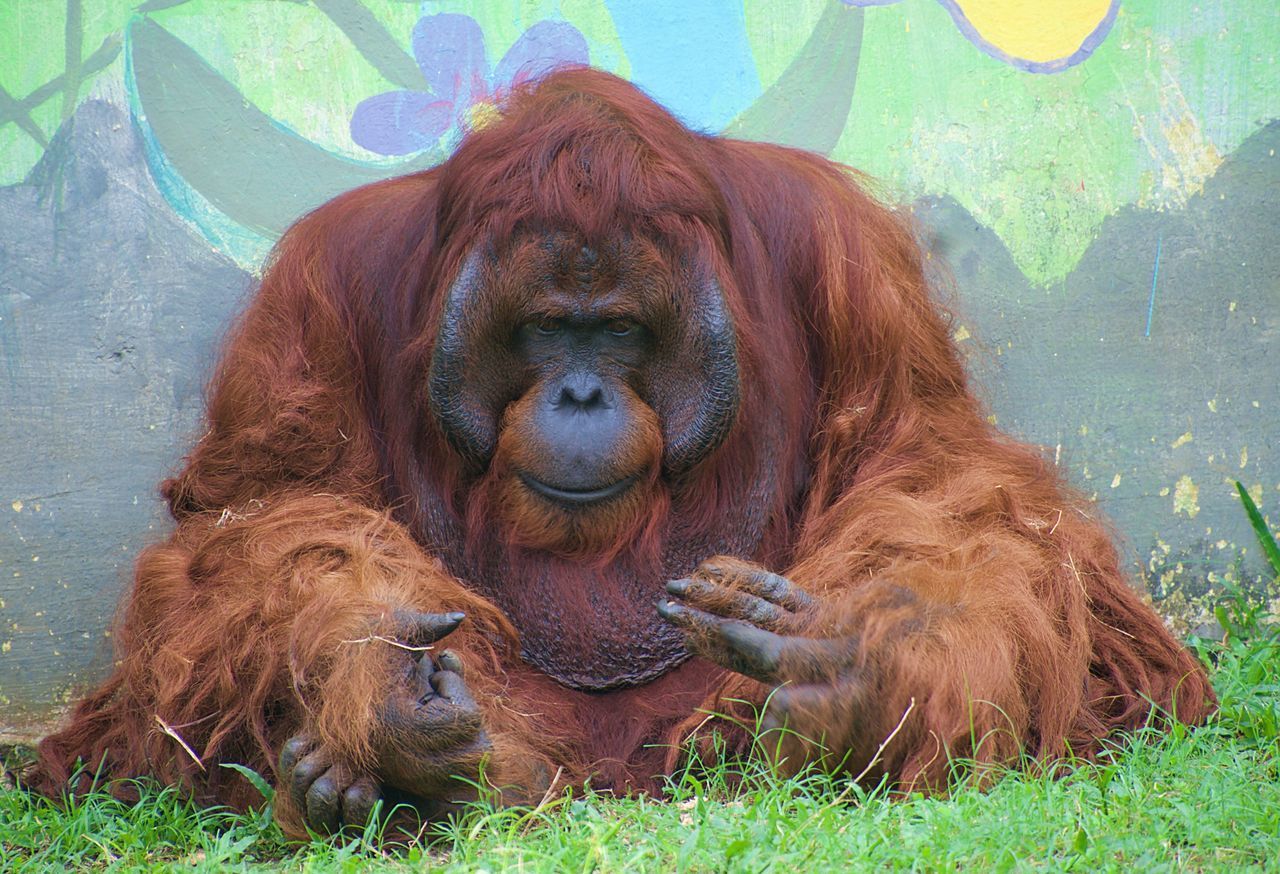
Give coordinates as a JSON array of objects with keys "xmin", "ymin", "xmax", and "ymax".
[{"xmin": 33, "ymin": 70, "xmax": 1212, "ymax": 834}]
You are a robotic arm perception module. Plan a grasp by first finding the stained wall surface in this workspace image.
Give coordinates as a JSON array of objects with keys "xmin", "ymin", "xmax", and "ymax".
[{"xmin": 1, "ymin": 0, "xmax": 1277, "ymax": 738}]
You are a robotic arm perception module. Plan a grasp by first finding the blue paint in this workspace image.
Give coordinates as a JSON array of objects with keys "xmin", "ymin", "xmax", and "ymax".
[
  {"xmin": 1145, "ymin": 233, "xmax": 1162, "ymax": 338},
  {"xmin": 603, "ymin": 0, "xmax": 760, "ymax": 131}
]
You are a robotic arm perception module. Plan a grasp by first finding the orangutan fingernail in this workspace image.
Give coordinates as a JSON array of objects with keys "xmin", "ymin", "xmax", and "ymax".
[{"xmin": 666, "ymin": 579, "xmax": 689, "ymax": 596}]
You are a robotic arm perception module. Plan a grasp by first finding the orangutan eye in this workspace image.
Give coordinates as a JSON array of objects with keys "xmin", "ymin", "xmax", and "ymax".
[
  {"xmin": 534, "ymin": 318, "xmax": 561, "ymax": 335},
  {"xmin": 604, "ymin": 319, "xmax": 635, "ymax": 337}
]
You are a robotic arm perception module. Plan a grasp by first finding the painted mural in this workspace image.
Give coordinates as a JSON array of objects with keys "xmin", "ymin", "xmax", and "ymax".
[{"xmin": 1, "ymin": 0, "xmax": 1277, "ymax": 737}]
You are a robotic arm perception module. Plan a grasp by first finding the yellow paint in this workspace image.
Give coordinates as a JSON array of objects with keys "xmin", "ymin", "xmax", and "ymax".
[
  {"xmin": 466, "ymin": 101, "xmax": 502, "ymax": 132},
  {"xmin": 1110, "ymin": 473, "xmax": 1122, "ymax": 488},
  {"xmin": 1173, "ymin": 475, "xmax": 1200, "ymax": 518},
  {"xmin": 1079, "ymin": 424, "xmax": 1088, "ymax": 436},
  {"xmin": 949, "ymin": 0, "xmax": 1113, "ymax": 64},
  {"xmin": 1207, "ymin": 398, "xmax": 1218, "ymax": 413},
  {"xmin": 1170, "ymin": 431, "xmax": 1192, "ymax": 449},
  {"xmin": 1, "ymin": 641, "xmax": 9, "ymax": 653},
  {"xmin": 1159, "ymin": 487, "xmax": 1170, "ymax": 497},
  {"xmin": 10, "ymin": 500, "xmax": 21, "ymax": 512},
  {"xmin": 953, "ymin": 324, "xmax": 972, "ymax": 342},
  {"xmin": 1229, "ymin": 301, "xmax": 1237, "ymax": 312},
  {"xmin": 1132, "ymin": 71, "xmax": 1224, "ymax": 210},
  {"xmin": 1161, "ymin": 113, "xmax": 1223, "ymax": 201},
  {"xmin": 1240, "ymin": 446, "xmax": 1249, "ymax": 469}
]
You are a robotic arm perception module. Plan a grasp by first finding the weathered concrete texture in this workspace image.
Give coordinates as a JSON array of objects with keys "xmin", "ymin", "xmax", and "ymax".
[
  {"xmin": 920, "ymin": 120, "xmax": 1280, "ymax": 628},
  {"xmin": 0, "ymin": 100, "xmax": 251, "ymax": 736}
]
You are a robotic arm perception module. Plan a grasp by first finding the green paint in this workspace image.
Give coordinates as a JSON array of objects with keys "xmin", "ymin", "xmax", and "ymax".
[
  {"xmin": 311, "ymin": 0, "xmax": 423, "ymax": 93},
  {"xmin": 0, "ymin": 0, "xmax": 134, "ymax": 184},
  {"xmin": 725, "ymin": 2, "xmax": 863, "ymax": 155},
  {"xmin": 743, "ymin": 0, "xmax": 829, "ymax": 92},
  {"xmin": 127, "ymin": 17, "xmax": 439, "ymax": 237},
  {"xmin": 4, "ymin": 0, "xmax": 1280, "ymax": 284},
  {"xmin": 147, "ymin": 0, "xmax": 419, "ymax": 162},
  {"xmin": 835, "ymin": 0, "xmax": 1280, "ymax": 285}
]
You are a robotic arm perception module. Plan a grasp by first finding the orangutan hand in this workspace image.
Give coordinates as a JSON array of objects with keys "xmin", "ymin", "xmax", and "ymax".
[
  {"xmin": 279, "ymin": 610, "xmax": 490, "ymax": 833},
  {"xmin": 279, "ymin": 731, "xmax": 383, "ymax": 835},
  {"xmin": 658, "ymin": 558, "xmax": 867, "ymax": 771},
  {"xmin": 372, "ymin": 635, "xmax": 492, "ymax": 801}
]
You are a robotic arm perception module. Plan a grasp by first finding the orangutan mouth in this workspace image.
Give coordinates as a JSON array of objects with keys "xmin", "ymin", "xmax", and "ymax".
[{"xmin": 518, "ymin": 473, "xmax": 637, "ymax": 507}]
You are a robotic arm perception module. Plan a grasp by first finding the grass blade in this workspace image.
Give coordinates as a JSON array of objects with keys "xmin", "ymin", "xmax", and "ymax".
[
  {"xmin": 1236, "ymin": 481, "xmax": 1280, "ymax": 578},
  {"xmin": 219, "ymin": 763, "xmax": 274, "ymax": 803}
]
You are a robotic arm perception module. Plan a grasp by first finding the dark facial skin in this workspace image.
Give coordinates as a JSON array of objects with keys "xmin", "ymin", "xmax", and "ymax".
[
  {"xmin": 428, "ymin": 234, "xmax": 739, "ymax": 495},
  {"xmin": 513, "ymin": 293, "xmax": 653, "ymax": 504}
]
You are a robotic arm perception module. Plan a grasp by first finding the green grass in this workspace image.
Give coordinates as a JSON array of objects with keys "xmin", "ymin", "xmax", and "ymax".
[{"xmin": 3, "ymin": 597, "xmax": 1277, "ymax": 873}]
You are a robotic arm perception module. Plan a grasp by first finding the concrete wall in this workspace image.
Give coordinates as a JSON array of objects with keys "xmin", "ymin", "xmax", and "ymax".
[{"xmin": 2, "ymin": 0, "xmax": 1277, "ymax": 738}]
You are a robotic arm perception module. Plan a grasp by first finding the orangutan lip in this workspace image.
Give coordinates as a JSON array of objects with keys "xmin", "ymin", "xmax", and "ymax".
[{"xmin": 518, "ymin": 473, "xmax": 636, "ymax": 506}]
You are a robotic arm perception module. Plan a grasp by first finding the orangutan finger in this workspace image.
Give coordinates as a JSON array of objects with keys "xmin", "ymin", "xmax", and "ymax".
[
  {"xmin": 666, "ymin": 578, "xmax": 790, "ymax": 629},
  {"xmin": 306, "ymin": 764, "xmax": 345, "ymax": 834},
  {"xmin": 762, "ymin": 683, "xmax": 837, "ymax": 732},
  {"xmin": 279, "ymin": 732, "xmax": 314, "ymax": 781},
  {"xmin": 761, "ymin": 631, "xmax": 856, "ymax": 684},
  {"xmin": 659, "ymin": 600, "xmax": 853, "ymax": 684},
  {"xmin": 289, "ymin": 746, "xmax": 333, "ymax": 818},
  {"xmin": 698, "ymin": 561, "xmax": 815, "ymax": 612},
  {"xmin": 437, "ymin": 648, "xmax": 465, "ymax": 678},
  {"xmin": 403, "ymin": 670, "xmax": 483, "ymax": 747},
  {"xmin": 410, "ymin": 651, "xmax": 437, "ymax": 701},
  {"xmin": 341, "ymin": 775, "xmax": 382, "ymax": 828},
  {"xmin": 393, "ymin": 610, "xmax": 466, "ymax": 648},
  {"xmin": 430, "ymin": 669, "xmax": 477, "ymax": 707},
  {"xmin": 658, "ymin": 600, "xmax": 784, "ymax": 681}
]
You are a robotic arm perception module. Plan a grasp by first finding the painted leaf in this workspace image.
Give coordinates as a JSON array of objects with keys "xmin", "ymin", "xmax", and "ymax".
[{"xmin": 128, "ymin": 17, "xmax": 437, "ymax": 238}]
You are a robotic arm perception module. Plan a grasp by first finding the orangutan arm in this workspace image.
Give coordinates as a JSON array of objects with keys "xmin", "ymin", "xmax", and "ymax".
[
  {"xmin": 33, "ymin": 494, "xmax": 556, "ymax": 837},
  {"xmin": 663, "ymin": 473, "xmax": 1216, "ymax": 791}
]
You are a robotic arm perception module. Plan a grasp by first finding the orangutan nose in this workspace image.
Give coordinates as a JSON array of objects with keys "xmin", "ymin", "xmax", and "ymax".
[{"xmin": 555, "ymin": 372, "xmax": 610, "ymax": 412}]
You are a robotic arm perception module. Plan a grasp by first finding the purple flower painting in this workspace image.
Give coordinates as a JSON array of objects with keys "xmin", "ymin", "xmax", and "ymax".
[{"xmin": 350, "ymin": 14, "xmax": 589, "ymax": 156}]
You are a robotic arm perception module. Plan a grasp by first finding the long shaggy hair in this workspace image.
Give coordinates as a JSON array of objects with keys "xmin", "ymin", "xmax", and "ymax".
[{"xmin": 31, "ymin": 69, "xmax": 1213, "ymax": 835}]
